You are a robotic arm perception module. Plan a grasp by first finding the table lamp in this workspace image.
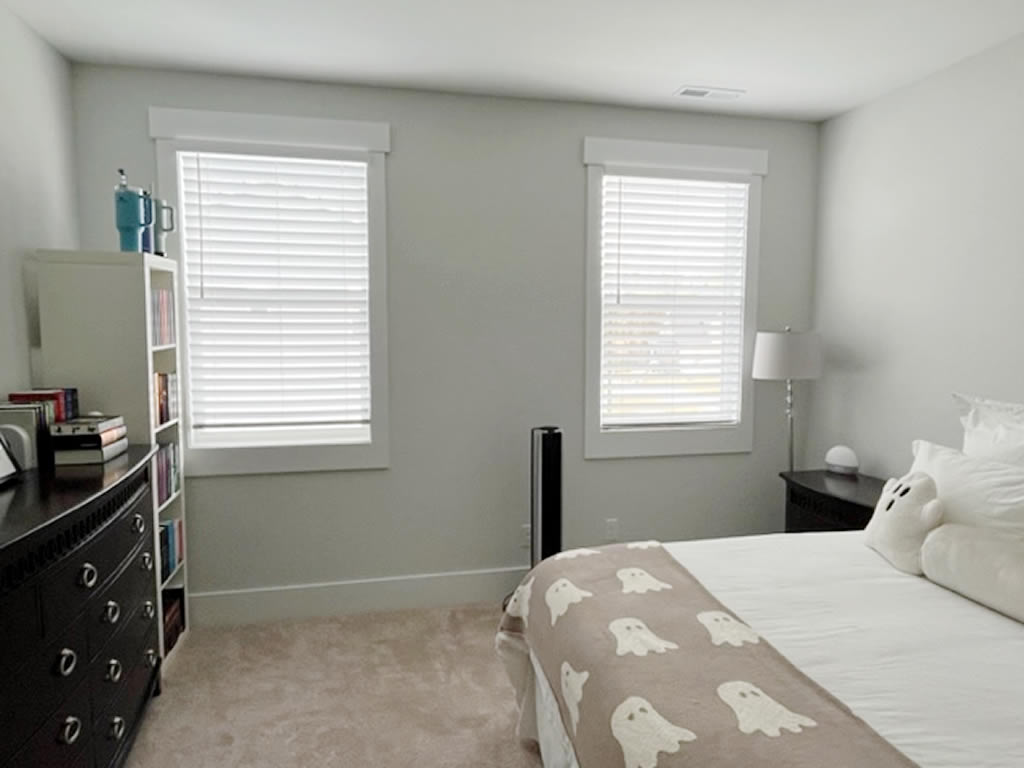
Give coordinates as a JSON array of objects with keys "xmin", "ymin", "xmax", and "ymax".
[{"xmin": 752, "ymin": 327, "xmax": 822, "ymax": 472}]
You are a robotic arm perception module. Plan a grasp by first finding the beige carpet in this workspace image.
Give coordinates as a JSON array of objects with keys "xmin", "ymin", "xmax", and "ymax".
[{"xmin": 126, "ymin": 603, "xmax": 540, "ymax": 768}]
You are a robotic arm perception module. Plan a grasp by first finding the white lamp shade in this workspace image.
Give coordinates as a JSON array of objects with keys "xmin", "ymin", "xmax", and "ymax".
[{"xmin": 752, "ymin": 331, "xmax": 823, "ymax": 381}]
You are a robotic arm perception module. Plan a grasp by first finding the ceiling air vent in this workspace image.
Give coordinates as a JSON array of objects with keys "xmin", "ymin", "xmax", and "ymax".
[{"xmin": 675, "ymin": 85, "xmax": 745, "ymax": 101}]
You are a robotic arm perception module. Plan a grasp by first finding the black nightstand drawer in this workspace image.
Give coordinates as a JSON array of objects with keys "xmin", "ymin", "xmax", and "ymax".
[
  {"xmin": 786, "ymin": 490, "xmax": 873, "ymax": 531},
  {"xmin": 781, "ymin": 470, "xmax": 884, "ymax": 533}
]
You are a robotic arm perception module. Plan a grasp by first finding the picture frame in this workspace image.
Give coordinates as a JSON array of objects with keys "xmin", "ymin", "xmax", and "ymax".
[{"xmin": 0, "ymin": 435, "xmax": 22, "ymax": 488}]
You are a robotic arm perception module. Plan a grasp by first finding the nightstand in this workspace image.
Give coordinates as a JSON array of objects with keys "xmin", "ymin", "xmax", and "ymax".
[{"xmin": 780, "ymin": 470, "xmax": 886, "ymax": 532}]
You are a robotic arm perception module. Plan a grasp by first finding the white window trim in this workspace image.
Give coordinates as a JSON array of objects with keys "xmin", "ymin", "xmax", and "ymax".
[
  {"xmin": 151, "ymin": 108, "xmax": 390, "ymax": 476},
  {"xmin": 583, "ymin": 137, "xmax": 766, "ymax": 460}
]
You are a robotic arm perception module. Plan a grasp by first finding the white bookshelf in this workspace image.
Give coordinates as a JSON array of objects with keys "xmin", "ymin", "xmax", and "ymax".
[{"xmin": 36, "ymin": 249, "xmax": 190, "ymax": 664}]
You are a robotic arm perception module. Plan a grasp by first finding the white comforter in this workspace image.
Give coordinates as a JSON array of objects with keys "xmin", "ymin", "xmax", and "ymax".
[{"xmin": 528, "ymin": 531, "xmax": 1024, "ymax": 768}]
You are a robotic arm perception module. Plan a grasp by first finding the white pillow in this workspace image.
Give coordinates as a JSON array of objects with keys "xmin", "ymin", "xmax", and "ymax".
[
  {"xmin": 921, "ymin": 524, "xmax": 1024, "ymax": 624},
  {"xmin": 953, "ymin": 393, "xmax": 1024, "ymax": 464},
  {"xmin": 910, "ymin": 440, "xmax": 1024, "ymax": 535},
  {"xmin": 864, "ymin": 471, "xmax": 943, "ymax": 574}
]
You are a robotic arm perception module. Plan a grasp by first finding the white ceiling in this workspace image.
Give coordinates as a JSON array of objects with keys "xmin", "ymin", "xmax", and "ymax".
[{"xmin": 8, "ymin": 0, "xmax": 1024, "ymax": 120}]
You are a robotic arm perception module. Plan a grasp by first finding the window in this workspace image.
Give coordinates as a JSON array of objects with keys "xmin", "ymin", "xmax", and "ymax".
[
  {"xmin": 583, "ymin": 138, "xmax": 765, "ymax": 459},
  {"xmin": 179, "ymin": 151, "xmax": 371, "ymax": 443},
  {"xmin": 152, "ymin": 109, "xmax": 390, "ymax": 475}
]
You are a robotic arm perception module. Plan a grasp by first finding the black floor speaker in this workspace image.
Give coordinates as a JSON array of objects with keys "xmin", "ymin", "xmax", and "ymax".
[{"xmin": 530, "ymin": 426, "xmax": 562, "ymax": 566}]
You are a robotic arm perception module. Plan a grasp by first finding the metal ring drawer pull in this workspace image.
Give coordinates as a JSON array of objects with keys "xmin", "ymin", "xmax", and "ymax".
[
  {"xmin": 103, "ymin": 600, "xmax": 121, "ymax": 624},
  {"xmin": 78, "ymin": 562, "xmax": 98, "ymax": 589},
  {"xmin": 110, "ymin": 716, "xmax": 126, "ymax": 741},
  {"xmin": 143, "ymin": 600, "xmax": 155, "ymax": 619},
  {"xmin": 60, "ymin": 715, "xmax": 82, "ymax": 745},
  {"xmin": 57, "ymin": 648, "xmax": 77, "ymax": 677},
  {"xmin": 131, "ymin": 513, "xmax": 146, "ymax": 533},
  {"xmin": 145, "ymin": 649, "xmax": 159, "ymax": 669},
  {"xmin": 140, "ymin": 552, "xmax": 154, "ymax": 572},
  {"xmin": 106, "ymin": 658, "xmax": 123, "ymax": 683}
]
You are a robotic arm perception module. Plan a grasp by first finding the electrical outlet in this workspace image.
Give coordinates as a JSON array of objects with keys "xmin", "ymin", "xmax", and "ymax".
[
  {"xmin": 520, "ymin": 523, "xmax": 532, "ymax": 549},
  {"xmin": 605, "ymin": 517, "xmax": 620, "ymax": 542}
]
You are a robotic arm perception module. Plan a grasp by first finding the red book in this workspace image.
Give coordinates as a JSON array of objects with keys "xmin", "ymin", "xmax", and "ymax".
[{"xmin": 10, "ymin": 389, "xmax": 65, "ymax": 421}]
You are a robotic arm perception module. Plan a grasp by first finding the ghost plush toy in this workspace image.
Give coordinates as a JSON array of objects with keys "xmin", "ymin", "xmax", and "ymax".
[
  {"xmin": 611, "ymin": 696, "xmax": 696, "ymax": 768},
  {"xmin": 554, "ymin": 548, "xmax": 602, "ymax": 560},
  {"xmin": 505, "ymin": 576, "xmax": 533, "ymax": 627},
  {"xmin": 696, "ymin": 611, "xmax": 759, "ymax": 647},
  {"xmin": 609, "ymin": 618, "xmax": 679, "ymax": 657},
  {"xmin": 617, "ymin": 568, "xmax": 673, "ymax": 595},
  {"xmin": 717, "ymin": 681, "xmax": 817, "ymax": 737},
  {"xmin": 864, "ymin": 471, "xmax": 944, "ymax": 574},
  {"xmin": 545, "ymin": 578, "xmax": 593, "ymax": 626},
  {"xmin": 560, "ymin": 661, "xmax": 589, "ymax": 734}
]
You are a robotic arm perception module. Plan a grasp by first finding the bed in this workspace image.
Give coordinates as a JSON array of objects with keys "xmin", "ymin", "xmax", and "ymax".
[{"xmin": 497, "ymin": 530, "xmax": 1024, "ymax": 768}]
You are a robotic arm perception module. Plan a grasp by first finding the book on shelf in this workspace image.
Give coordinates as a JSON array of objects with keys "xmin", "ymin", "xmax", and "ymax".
[
  {"xmin": 51, "ymin": 424, "xmax": 127, "ymax": 449},
  {"xmin": 54, "ymin": 437, "xmax": 128, "ymax": 466},
  {"xmin": 52, "ymin": 450, "xmax": 132, "ymax": 481},
  {"xmin": 153, "ymin": 373, "xmax": 179, "ymax": 425},
  {"xmin": 175, "ymin": 517, "xmax": 184, "ymax": 562},
  {"xmin": 159, "ymin": 519, "xmax": 184, "ymax": 582},
  {"xmin": 0, "ymin": 402, "xmax": 53, "ymax": 469},
  {"xmin": 50, "ymin": 414, "xmax": 124, "ymax": 435},
  {"xmin": 155, "ymin": 442, "xmax": 181, "ymax": 505},
  {"xmin": 151, "ymin": 287, "xmax": 176, "ymax": 347},
  {"xmin": 8, "ymin": 388, "xmax": 79, "ymax": 422},
  {"xmin": 162, "ymin": 588, "xmax": 185, "ymax": 654}
]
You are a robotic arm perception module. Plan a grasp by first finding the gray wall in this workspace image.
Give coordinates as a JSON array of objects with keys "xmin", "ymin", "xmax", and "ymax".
[
  {"xmin": 71, "ymin": 64, "xmax": 819, "ymax": 617},
  {"xmin": 0, "ymin": 8, "xmax": 78, "ymax": 394},
  {"xmin": 808, "ymin": 35, "xmax": 1024, "ymax": 478}
]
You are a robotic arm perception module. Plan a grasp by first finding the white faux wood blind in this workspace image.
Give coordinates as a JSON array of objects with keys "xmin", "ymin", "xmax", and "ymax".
[
  {"xmin": 178, "ymin": 150, "xmax": 371, "ymax": 435},
  {"xmin": 600, "ymin": 173, "xmax": 750, "ymax": 429}
]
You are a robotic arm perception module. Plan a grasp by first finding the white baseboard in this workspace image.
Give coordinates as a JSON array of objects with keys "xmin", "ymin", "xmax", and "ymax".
[{"xmin": 189, "ymin": 564, "xmax": 529, "ymax": 626}]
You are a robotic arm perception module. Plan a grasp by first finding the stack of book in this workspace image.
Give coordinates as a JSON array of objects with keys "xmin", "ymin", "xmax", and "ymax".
[
  {"xmin": 155, "ymin": 442, "xmax": 181, "ymax": 505},
  {"xmin": 151, "ymin": 287, "xmax": 176, "ymax": 346},
  {"xmin": 154, "ymin": 373, "xmax": 179, "ymax": 425},
  {"xmin": 6, "ymin": 387, "xmax": 78, "ymax": 424},
  {"xmin": 1, "ymin": 388, "xmax": 80, "ymax": 469},
  {"xmin": 51, "ymin": 415, "xmax": 128, "ymax": 466},
  {"xmin": 159, "ymin": 519, "xmax": 185, "ymax": 582}
]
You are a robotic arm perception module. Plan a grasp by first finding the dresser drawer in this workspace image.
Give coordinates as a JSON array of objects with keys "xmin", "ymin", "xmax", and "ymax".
[
  {"xmin": 91, "ymin": 597, "xmax": 159, "ymax": 717},
  {"xmin": 6, "ymin": 678, "xmax": 93, "ymax": 768},
  {"xmin": 40, "ymin": 486, "xmax": 151, "ymax": 636},
  {"xmin": 0, "ymin": 586, "xmax": 42, "ymax": 677},
  {"xmin": 0, "ymin": 612, "xmax": 89, "ymax": 764},
  {"xmin": 94, "ymin": 627, "xmax": 159, "ymax": 768},
  {"xmin": 87, "ymin": 544, "xmax": 156, "ymax": 660}
]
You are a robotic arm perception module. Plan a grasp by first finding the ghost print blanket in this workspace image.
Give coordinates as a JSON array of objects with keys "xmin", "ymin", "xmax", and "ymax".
[{"xmin": 496, "ymin": 542, "xmax": 918, "ymax": 768}]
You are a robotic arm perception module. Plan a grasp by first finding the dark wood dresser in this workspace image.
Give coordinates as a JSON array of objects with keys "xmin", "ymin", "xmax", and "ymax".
[
  {"xmin": 781, "ymin": 469, "xmax": 886, "ymax": 533},
  {"xmin": 0, "ymin": 446, "xmax": 159, "ymax": 768}
]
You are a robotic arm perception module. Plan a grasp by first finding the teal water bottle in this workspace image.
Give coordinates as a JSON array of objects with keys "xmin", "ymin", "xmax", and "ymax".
[{"xmin": 114, "ymin": 169, "xmax": 148, "ymax": 252}]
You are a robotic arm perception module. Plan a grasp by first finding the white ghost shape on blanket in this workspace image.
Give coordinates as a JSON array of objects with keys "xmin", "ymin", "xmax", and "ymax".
[
  {"xmin": 717, "ymin": 681, "xmax": 817, "ymax": 737},
  {"xmin": 560, "ymin": 661, "xmax": 589, "ymax": 734},
  {"xmin": 617, "ymin": 567, "xmax": 672, "ymax": 595},
  {"xmin": 627, "ymin": 541, "xmax": 661, "ymax": 550},
  {"xmin": 609, "ymin": 618, "xmax": 678, "ymax": 657},
  {"xmin": 554, "ymin": 548, "xmax": 601, "ymax": 560},
  {"xmin": 506, "ymin": 576, "xmax": 533, "ymax": 627},
  {"xmin": 696, "ymin": 611, "xmax": 759, "ymax": 647},
  {"xmin": 545, "ymin": 578, "xmax": 593, "ymax": 626},
  {"xmin": 611, "ymin": 696, "xmax": 696, "ymax": 768}
]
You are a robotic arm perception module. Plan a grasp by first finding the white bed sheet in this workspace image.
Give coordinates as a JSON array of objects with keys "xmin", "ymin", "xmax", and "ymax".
[{"xmin": 530, "ymin": 531, "xmax": 1024, "ymax": 768}]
